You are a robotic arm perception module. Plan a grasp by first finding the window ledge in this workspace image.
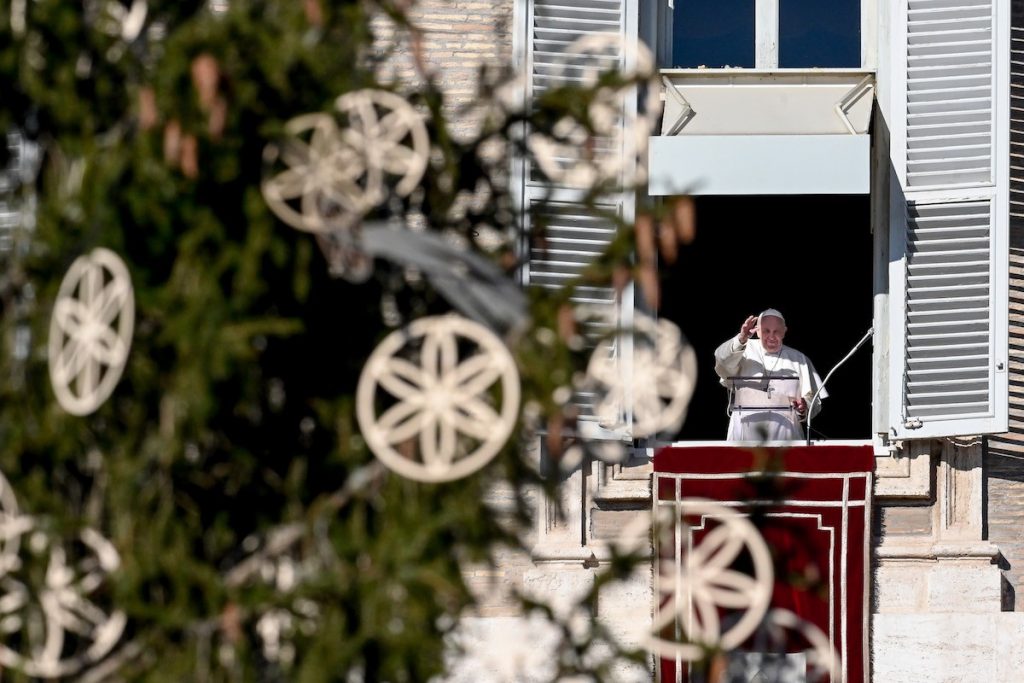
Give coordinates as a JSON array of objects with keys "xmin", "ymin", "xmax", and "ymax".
[{"xmin": 594, "ymin": 440, "xmax": 931, "ymax": 503}]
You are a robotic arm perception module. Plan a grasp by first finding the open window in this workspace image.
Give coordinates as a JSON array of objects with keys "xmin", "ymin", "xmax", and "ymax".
[
  {"xmin": 660, "ymin": 195, "xmax": 874, "ymax": 442},
  {"xmin": 516, "ymin": 0, "xmax": 1011, "ymax": 444}
]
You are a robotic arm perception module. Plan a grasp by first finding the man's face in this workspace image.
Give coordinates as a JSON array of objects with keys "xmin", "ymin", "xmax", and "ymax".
[{"xmin": 758, "ymin": 316, "xmax": 786, "ymax": 353}]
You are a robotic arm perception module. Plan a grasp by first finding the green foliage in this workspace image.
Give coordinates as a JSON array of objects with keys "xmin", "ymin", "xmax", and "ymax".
[{"xmin": 0, "ymin": 1, "xmax": 647, "ymax": 680}]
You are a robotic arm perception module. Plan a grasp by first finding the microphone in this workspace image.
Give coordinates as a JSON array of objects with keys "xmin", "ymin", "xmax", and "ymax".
[{"xmin": 805, "ymin": 326, "xmax": 873, "ymax": 446}]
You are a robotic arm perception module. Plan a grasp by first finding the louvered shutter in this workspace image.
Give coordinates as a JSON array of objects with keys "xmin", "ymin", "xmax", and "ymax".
[
  {"xmin": 905, "ymin": 0, "xmax": 995, "ymax": 188},
  {"xmin": 526, "ymin": 195, "xmax": 629, "ymax": 430},
  {"xmin": 888, "ymin": 0, "xmax": 1009, "ymax": 438},
  {"xmin": 515, "ymin": 0, "xmax": 640, "ymax": 437}
]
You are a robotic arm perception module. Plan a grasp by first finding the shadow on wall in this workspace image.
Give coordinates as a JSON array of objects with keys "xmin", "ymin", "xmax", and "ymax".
[
  {"xmin": 989, "ymin": 0, "xmax": 1024, "ymax": 469},
  {"xmin": 986, "ymin": 238, "xmax": 1024, "ymax": 611},
  {"xmin": 980, "ymin": 0, "xmax": 1024, "ymax": 614},
  {"xmin": 988, "ymin": 241, "xmax": 1024, "ymax": 472}
]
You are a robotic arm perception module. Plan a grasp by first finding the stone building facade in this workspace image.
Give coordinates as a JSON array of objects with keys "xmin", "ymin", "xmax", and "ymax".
[{"xmin": 376, "ymin": 0, "xmax": 1024, "ymax": 680}]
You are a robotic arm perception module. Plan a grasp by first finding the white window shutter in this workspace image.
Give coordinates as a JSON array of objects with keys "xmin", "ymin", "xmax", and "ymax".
[
  {"xmin": 525, "ymin": 0, "xmax": 638, "ymax": 187},
  {"xmin": 888, "ymin": 0, "xmax": 1009, "ymax": 438},
  {"xmin": 523, "ymin": 194, "xmax": 623, "ymax": 306},
  {"xmin": 514, "ymin": 0, "xmax": 640, "ymax": 438},
  {"xmin": 905, "ymin": 0, "xmax": 996, "ymax": 188}
]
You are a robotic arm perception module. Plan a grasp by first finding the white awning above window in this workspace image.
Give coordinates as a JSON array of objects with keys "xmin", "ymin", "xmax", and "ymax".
[
  {"xmin": 649, "ymin": 69, "xmax": 875, "ymax": 196},
  {"xmin": 649, "ymin": 134, "xmax": 870, "ymax": 195}
]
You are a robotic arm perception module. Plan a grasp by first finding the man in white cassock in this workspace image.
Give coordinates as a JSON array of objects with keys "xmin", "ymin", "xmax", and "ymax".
[{"xmin": 714, "ymin": 309, "xmax": 827, "ymax": 442}]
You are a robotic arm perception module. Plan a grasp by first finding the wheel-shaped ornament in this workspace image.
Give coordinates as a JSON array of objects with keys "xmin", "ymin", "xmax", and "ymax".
[
  {"xmin": 586, "ymin": 312, "xmax": 697, "ymax": 438},
  {"xmin": 262, "ymin": 90, "xmax": 428, "ymax": 236},
  {"xmin": 526, "ymin": 34, "xmax": 661, "ymax": 189},
  {"xmin": 261, "ymin": 113, "xmax": 356, "ymax": 234},
  {"xmin": 0, "ymin": 526, "xmax": 126, "ymax": 678},
  {"xmin": 356, "ymin": 315, "xmax": 520, "ymax": 482},
  {"xmin": 618, "ymin": 499, "xmax": 774, "ymax": 661},
  {"xmin": 48, "ymin": 248, "xmax": 134, "ymax": 416},
  {"xmin": 334, "ymin": 89, "xmax": 429, "ymax": 200}
]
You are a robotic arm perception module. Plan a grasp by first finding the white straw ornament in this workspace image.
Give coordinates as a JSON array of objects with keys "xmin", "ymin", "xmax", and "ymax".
[
  {"xmin": 527, "ymin": 34, "xmax": 661, "ymax": 189},
  {"xmin": 356, "ymin": 315, "xmax": 520, "ymax": 482},
  {"xmin": 261, "ymin": 113, "xmax": 354, "ymax": 234},
  {"xmin": 48, "ymin": 248, "xmax": 134, "ymax": 416},
  {"xmin": 262, "ymin": 90, "xmax": 429, "ymax": 236},
  {"xmin": 0, "ymin": 525, "xmax": 127, "ymax": 678},
  {"xmin": 334, "ymin": 89, "xmax": 429, "ymax": 200},
  {"xmin": 762, "ymin": 608, "xmax": 842, "ymax": 682},
  {"xmin": 618, "ymin": 500, "xmax": 774, "ymax": 661},
  {"xmin": 586, "ymin": 312, "xmax": 696, "ymax": 438}
]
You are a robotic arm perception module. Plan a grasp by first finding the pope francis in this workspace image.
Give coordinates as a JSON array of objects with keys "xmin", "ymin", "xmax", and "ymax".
[{"xmin": 714, "ymin": 309, "xmax": 827, "ymax": 441}]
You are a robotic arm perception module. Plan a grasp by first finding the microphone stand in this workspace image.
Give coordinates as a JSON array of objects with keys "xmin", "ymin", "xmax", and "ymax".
[{"xmin": 805, "ymin": 327, "xmax": 874, "ymax": 446}]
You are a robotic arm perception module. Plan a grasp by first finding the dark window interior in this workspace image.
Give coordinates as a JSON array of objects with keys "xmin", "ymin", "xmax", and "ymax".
[
  {"xmin": 659, "ymin": 195, "xmax": 873, "ymax": 441},
  {"xmin": 672, "ymin": 0, "xmax": 755, "ymax": 68},
  {"xmin": 670, "ymin": 0, "xmax": 861, "ymax": 69},
  {"xmin": 780, "ymin": 0, "xmax": 861, "ymax": 68}
]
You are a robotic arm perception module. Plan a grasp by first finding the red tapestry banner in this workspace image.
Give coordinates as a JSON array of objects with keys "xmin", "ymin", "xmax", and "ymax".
[{"xmin": 652, "ymin": 445, "xmax": 874, "ymax": 683}]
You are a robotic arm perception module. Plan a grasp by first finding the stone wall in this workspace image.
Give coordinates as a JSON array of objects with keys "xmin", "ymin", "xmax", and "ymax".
[
  {"xmin": 371, "ymin": 0, "xmax": 513, "ymax": 140},
  {"xmin": 368, "ymin": 2, "xmax": 1024, "ymax": 680},
  {"xmin": 442, "ymin": 446, "xmax": 654, "ymax": 683},
  {"xmin": 983, "ymin": 0, "xmax": 1024, "ymax": 613},
  {"xmin": 872, "ymin": 440, "xmax": 1024, "ymax": 681}
]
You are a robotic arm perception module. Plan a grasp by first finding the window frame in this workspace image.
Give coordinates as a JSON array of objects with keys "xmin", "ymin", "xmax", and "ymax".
[{"xmin": 658, "ymin": 0, "xmax": 878, "ymax": 70}]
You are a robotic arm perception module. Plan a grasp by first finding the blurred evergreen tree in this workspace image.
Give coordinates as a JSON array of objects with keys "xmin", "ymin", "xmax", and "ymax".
[{"xmin": 0, "ymin": 0, "xmax": 651, "ymax": 680}]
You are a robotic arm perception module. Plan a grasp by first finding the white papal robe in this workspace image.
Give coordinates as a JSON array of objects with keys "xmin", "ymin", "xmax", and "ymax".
[{"xmin": 713, "ymin": 335, "xmax": 827, "ymax": 442}]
